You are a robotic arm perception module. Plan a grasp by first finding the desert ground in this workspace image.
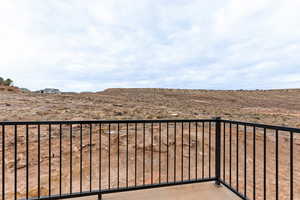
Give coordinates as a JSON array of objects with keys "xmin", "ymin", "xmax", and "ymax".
[
  {"xmin": 0, "ymin": 86, "xmax": 300, "ymax": 200},
  {"xmin": 0, "ymin": 87, "xmax": 300, "ymax": 127}
]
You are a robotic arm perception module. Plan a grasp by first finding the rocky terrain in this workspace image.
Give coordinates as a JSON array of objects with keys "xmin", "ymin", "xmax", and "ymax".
[
  {"xmin": 1, "ymin": 87, "xmax": 300, "ymax": 127},
  {"xmin": 0, "ymin": 87, "xmax": 300, "ymax": 200}
]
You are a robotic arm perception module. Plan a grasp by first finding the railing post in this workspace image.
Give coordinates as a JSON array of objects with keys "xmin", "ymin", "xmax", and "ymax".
[{"xmin": 214, "ymin": 117, "xmax": 221, "ymax": 185}]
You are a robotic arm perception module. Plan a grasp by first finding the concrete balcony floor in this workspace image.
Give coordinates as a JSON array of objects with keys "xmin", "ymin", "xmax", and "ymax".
[{"xmin": 71, "ymin": 182, "xmax": 240, "ymax": 200}]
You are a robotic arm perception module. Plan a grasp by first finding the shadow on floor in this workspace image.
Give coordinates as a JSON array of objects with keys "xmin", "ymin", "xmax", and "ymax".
[{"xmin": 69, "ymin": 182, "xmax": 240, "ymax": 200}]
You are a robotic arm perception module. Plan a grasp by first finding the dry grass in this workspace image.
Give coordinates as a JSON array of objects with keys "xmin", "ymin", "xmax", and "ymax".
[
  {"xmin": 0, "ymin": 88, "xmax": 300, "ymax": 200},
  {"xmin": 0, "ymin": 88, "xmax": 300, "ymax": 127}
]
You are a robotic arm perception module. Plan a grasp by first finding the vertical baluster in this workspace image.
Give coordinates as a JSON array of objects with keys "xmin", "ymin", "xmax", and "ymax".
[
  {"xmin": 174, "ymin": 122, "xmax": 177, "ymax": 182},
  {"xmin": 166, "ymin": 122, "xmax": 169, "ymax": 183},
  {"xmin": 236, "ymin": 124, "xmax": 239, "ymax": 192},
  {"xmin": 99, "ymin": 123, "xmax": 102, "ymax": 190},
  {"xmin": 290, "ymin": 131, "xmax": 293, "ymax": 200},
  {"xmin": 223, "ymin": 123, "xmax": 226, "ymax": 182},
  {"xmin": 80, "ymin": 124, "xmax": 83, "ymax": 193},
  {"xmin": 26, "ymin": 125, "xmax": 29, "ymax": 199},
  {"xmin": 202, "ymin": 122, "xmax": 204, "ymax": 178},
  {"xmin": 135, "ymin": 123, "xmax": 138, "ymax": 186},
  {"xmin": 2, "ymin": 125, "xmax": 5, "ymax": 200},
  {"xmin": 209, "ymin": 122, "xmax": 211, "ymax": 178},
  {"xmin": 263, "ymin": 128, "xmax": 267, "ymax": 200},
  {"xmin": 143, "ymin": 123, "xmax": 145, "ymax": 185},
  {"xmin": 126, "ymin": 123, "xmax": 129, "ymax": 187},
  {"xmin": 70, "ymin": 124, "xmax": 72, "ymax": 194},
  {"xmin": 59, "ymin": 124, "xmax": 62, "ymax": 197},
  {"xmin": 181, "ymin": 122, "xmax": 184, "ymax": 182},
  {"xmin": 38, "ymin": 124, "xmax": 40, "ymax": 198},
  {"xmin": 244, "ymin": 125, "xmax": 247, "ymax": 198},
  {"xmin": 90, "ymin": 124, "xmax": 92, "ymax": 191},
  {"xmin": 108, "ymin": 124, "xmax": 111, "ymax": 190},
  {"xmin": 215, "ymin": 117, "xmax": 221, "ymax": 185},
  {"xmin": 195, "ymin": 122, "xmax": 198, "ymax": 180},
  {"xmin": 14, "ymin": 125, "xmax": 17, "ymax": 200},
  {"xmin": 188, "ymin": 122, "xmax": 191, "ymax": 180},
  {"xmin": 229, "ymin": 123, "xmax": 232, "ymax": 186},
  {"xmin": 275, "ymin": 130, "xmax": 279, "ymax": 200},
  {"xmin": 159, "ymin": 122, "xmax": 161, "ymax": 184},
  {"xmin": 151, "ymin": 123, "xmax": 153, "ymax": 184},
  {"xmin": 49, "ymin": 124, "xmax": 51, "ymax": 196},
  {"xmin": 117, "ymin": 123, "xmax": 119, "ymax": 188},
  {"xmin": 253, "ymin": 126, "xmax": 256, "ymax": 200}
]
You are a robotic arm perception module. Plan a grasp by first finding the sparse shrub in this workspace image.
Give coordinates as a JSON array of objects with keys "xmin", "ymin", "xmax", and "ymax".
[
  {"xmin": 4, "ymin": 78, "xmax": 13, "ymax": 86},
  {"xmin": 0, "ymin": 77, "xmax": 13, "ymax": 86}
]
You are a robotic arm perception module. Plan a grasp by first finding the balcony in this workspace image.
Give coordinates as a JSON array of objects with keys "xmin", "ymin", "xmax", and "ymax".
[
  {"xmin": 68, "ymin": 182, "xmax": 239, "ymax": 200},
  {"xmin": 0, "ymin": 118, "xmax": 298, "ymax": 200}
]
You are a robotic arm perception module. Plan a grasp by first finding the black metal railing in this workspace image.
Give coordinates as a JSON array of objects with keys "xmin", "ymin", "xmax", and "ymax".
[
  {"xmin": 219, "ymin": 119, "xmax": 300, "ymax": 200},
  {"xmin": 0, "ymin": 118, "xmax": 299, "ymax": 200},
  {"xmin": 0, "ymin": 119, "xmax": 217, "ymax": 200}
]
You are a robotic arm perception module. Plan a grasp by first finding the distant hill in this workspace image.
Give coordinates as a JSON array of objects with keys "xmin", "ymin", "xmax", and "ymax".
[
  {"xmin": 0, "ymin": 85, "xmax": 21, "ymax": 92},
  {"xmin": 1, "ymin": 87, "xmax": 300, "ymax": 128}
]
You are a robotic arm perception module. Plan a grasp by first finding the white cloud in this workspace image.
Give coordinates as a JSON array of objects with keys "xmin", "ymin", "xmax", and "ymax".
[{"xmin": 0, "ymin": 0, "xmax": 300, "ymax": 91}]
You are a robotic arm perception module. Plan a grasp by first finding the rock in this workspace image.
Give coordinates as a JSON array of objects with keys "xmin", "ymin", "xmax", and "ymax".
[
  {"xmin": 114, "ymin": 111, "xmax": 123, "ymax": 116},
  {"xmin": 6, "ymin": 160, "xmax": 14, "ymax": 169},
  {"xmin": 82, "ymin": 143, "xmax": 96, "ymax": 149},
  {"xmin": 17, "ymin": 163, "xmax": 26, "ymax": 169},
  {"xmin": 104, "ymin": 130, "xmax": 117, "ymax": 134},
  {"xmin": 113, "ymin": 104, "xmax": 123, "ymax": 107}
]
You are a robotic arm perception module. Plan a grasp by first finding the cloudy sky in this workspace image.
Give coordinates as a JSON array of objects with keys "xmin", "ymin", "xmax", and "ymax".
[{"xmin": 1, "ymin": 0, "xmax": 300, "ymax": 92}]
